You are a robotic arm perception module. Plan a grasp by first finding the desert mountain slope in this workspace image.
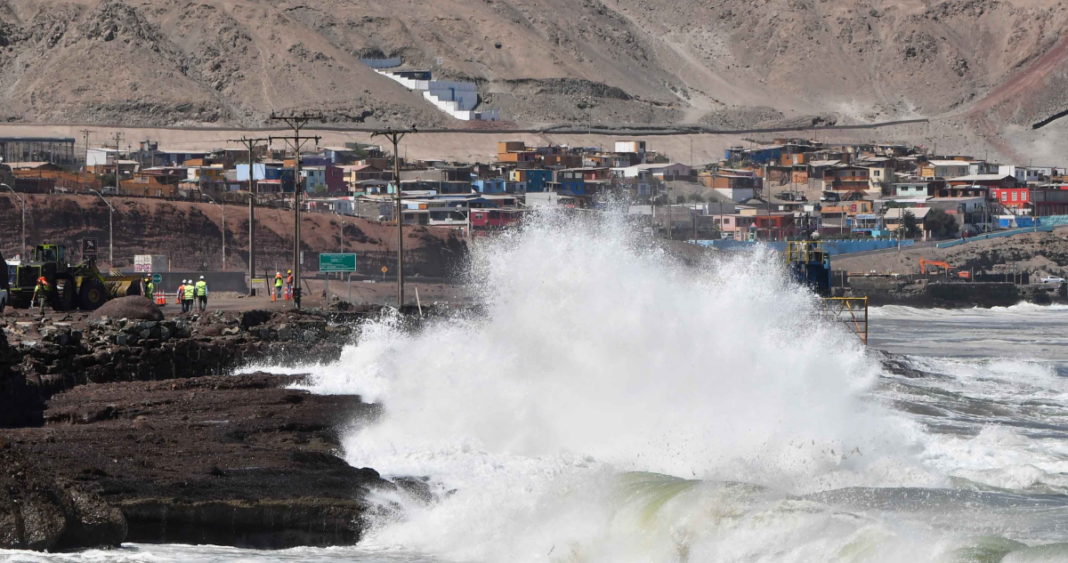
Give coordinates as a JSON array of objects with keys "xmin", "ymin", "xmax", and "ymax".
[{"xmin": 0, "ymin": 0, "xmax": 1064, "ymax": 131}]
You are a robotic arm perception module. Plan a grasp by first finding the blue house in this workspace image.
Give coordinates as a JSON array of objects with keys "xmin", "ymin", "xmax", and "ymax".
[
  {"xmin": 236, "ymin": 163, "xmax": 268, "ymax": 181},
  {"xmin": 550, "ymin": 169, "xmax": 586, "ymax": 195},
  {"xmin": 511, "ymin": 168, "xmax": 551, "ymax": 192},
  {"xmin": 473, "ymin": 178, "xmax": 508, "ymax": 194},
  {"xmin": 725, "ymin": 145, "xmax": 782, "ymax": 165}
]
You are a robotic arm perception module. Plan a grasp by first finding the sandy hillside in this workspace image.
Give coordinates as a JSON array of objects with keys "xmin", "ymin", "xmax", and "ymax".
[
  {"xmin": 834, "ymin": 229, "xmax": 1068, "ymax": 278},
  {"xmin": 0, "ymin": 0, "xmax": 1063, "ymax": 147}
]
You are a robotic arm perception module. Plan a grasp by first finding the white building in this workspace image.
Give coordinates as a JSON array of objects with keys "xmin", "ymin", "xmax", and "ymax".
[
  {"xmin": 86, "ymin": 147, "xmax": 118, "ymax": 167},
  {"xmin": 998, "ymin": 165, "xmax": 1044, "ymax": 184},
  {"xmin": 614, "ymin": 140, "xmax": 647, "ymax": 163},
  {"xmin": 924, "ymin": 160, "xmax": 972, "ymax": 178}
]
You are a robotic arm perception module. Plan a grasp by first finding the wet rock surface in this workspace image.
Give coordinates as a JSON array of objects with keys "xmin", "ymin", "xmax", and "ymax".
[
  {"xmin": 0, "ymin": 304, "xmax": 423, "ymax": 551},
  {"xmin": 0, "ymin": 307, "xmax": 377, "ymax": 427},
  {"xmin": 4, "ymin": 373, "xmax": 393, "ymax": 549},
  {"xmin": 0, "ymin": 445, "xmax": 127, "ymax": 551}
]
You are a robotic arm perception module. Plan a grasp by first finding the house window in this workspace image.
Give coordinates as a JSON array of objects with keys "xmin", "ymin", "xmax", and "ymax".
[
  {"xmin": 1012, "ymin": 192, "xmax": 1018, "ymax": 202},
  {"xmin": 1002, "ymin": 192, "xmax": 1008, "ymax": 201}
]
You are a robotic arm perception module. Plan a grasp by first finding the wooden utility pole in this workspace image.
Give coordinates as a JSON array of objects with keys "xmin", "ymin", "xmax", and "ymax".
[
  {"xmin": 111, "ymin": 132, "xmax": 124, "ymax": 190},
  {"xmin": 371, "ymin": 125, "xmax": 417, "ymax": 309},
  {"xmin": 268, "ymin": 112, "xmax": 322, "ymax": 310},
  {"xmin": 228, "ymin": 136, "xmax": 269, "ymax": 296},
  {"xmin": 79, "ymin": 130, "xmax": 94, "ymax": 172}
]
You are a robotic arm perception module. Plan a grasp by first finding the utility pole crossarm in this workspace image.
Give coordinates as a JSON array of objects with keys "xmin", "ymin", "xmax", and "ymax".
[
  {"xmin": 227, "ymin": 136, "xmax": 270, "ymax": 295},
  {"xmin": 370, "ymin": 125, "xmax": 417, "ymax": 309},
  {"xmin": 268, "ymin": 112, "xmax": 324, "ymax": 310}
]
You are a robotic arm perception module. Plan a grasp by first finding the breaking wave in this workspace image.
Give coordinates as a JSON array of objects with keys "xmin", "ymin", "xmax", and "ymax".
[{"xmin": 291, "ymin": 212, "xmax": 987, "ymax": 562}]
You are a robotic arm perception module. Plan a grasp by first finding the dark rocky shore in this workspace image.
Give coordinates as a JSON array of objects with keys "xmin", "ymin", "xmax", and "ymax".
[
  {"xmin": 845, "ymin": 278, "xmax": 1068, "ymax": 308},
  {"xmin": 0, "ymin": 299, "xmax": 424, "ymax": 551}
]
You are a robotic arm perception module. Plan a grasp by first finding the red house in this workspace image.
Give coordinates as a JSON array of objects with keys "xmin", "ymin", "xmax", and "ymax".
[
  {"xmin": 991, "ymin": 187, "xmax": 1030, "ymax": 209},
  {"xmin": 470, "ymin": 209, "xmax": 522, "ymax": 230},
  {"xmin": 752, "ymin": 213, "xmax": 796, "ymax": 241}
]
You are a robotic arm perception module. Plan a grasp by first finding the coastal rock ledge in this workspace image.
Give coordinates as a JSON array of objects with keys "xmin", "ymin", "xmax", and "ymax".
[{"xmin": 2, "ymin": 373, "xmax": 394, "ymax": 551}]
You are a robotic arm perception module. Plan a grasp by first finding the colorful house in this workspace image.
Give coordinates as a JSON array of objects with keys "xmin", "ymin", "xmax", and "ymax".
[{"xmin": 511, "ymin": 169, "xmax": 551, "ymax": 192}]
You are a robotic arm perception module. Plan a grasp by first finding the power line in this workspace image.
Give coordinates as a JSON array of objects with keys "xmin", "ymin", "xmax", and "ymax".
[
  {"xmin": 111, "ymin": 132, "xmax": 124, "ymax": 189},
  {"xmin": 227, "ymin": 135, "xmax": 270, "ymax": 296},
  {"xmin": 371, "ymin": 125, "xmax": 417, "ymax": 309},
  {"xmin": 268, "ymin": 112, "xmax": 322, "ymax": 310},
  {"xmin": 79, "ymin": 129, "xmax": 94, "ymax": 172}
]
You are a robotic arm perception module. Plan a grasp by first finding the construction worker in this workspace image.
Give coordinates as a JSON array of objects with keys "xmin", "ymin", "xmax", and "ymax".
[
  {"xmin": 144, "ymin": 277, "xmax": 155, "ymax": 302},
  {"xmin": 195, "ymin": 275, "xmax": 208, "ymax": 312},
  {"xmin": 33, "ymin": 276, "xmax": 50, "ymax": 315},
  {"xmin": 274, "ymin": 272, "xmax": 284, "ymax": 301},
  {"xmin": 183, "ymin": 279, "xmax": 196, "ymax": 313},
  {"xmin": 177, "ymin": 280, "xmax": 187, "ymax": 312},
  {"xmin": 285, "ymin": 269, "xmax": 294, "ymax": 300}
]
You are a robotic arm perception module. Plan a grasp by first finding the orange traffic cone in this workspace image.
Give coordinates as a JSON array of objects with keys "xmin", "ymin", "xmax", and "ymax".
[{"xmin": 271, "ymin": 289, "xmax": 277, "ymax": 302}]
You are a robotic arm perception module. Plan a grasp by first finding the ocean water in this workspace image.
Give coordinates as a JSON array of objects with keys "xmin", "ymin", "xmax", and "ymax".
[{"xmin": 8, "ymin": 213, "xmax": 1068, "ymax": 563}]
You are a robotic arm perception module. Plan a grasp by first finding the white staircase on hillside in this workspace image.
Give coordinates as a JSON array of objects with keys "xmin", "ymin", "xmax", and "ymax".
[{"xmin": 374, "ymin": 69, "xmax": 500, "ymax": 121}]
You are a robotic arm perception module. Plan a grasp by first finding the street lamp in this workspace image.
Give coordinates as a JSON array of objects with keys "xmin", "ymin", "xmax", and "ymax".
[
  {"xmin": 202, "ymin": 194, "xmax": 226, "ymax": 271},
  {"xmin": 1, "ymin": 183, "xmax": 25, "ymax": 260},
  {"xmin": 89, "ymin": 189, "xmax": 114, "ymax": 271}
]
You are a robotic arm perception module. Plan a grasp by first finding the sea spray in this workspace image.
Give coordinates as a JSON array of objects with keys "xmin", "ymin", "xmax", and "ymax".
[{"xmin": 294, "ymin": 211, "xmax": 933, "ymax": 561}]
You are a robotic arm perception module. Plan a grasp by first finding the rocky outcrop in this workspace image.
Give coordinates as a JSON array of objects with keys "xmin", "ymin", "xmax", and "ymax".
[
  {"xmin": 847, "ymin": 278, "xmax": 1024, "ymax": 308},
  {"xmin": 0, "ymin": 326, "xmax": 44, "ymax": 427},
  {"xmin": 0, "ymin": 307, "xmax": 379, "ymax": 428},
  {"xmin": 5, "ymin": 373, "xmax": 393, "ymax": 550},
  {"xmin": 0, "ymin": 446, "xmax": 126, "ymax": 551},
  {"xmin": 89, "ymin": 296, "xmax": 165, "ymax": 321}
]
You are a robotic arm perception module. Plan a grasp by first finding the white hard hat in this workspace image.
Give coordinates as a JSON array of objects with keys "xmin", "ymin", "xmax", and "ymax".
[{"xmin": 200, "ymin": 275, "xmax": 205, "ymax": 280}]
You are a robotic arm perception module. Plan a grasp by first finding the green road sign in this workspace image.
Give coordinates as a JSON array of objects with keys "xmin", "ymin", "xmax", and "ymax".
[
  {"xmin": 320, "ymin": 253, "xmax": 357, "ymax": 273},
  {"xmin": 151, "ymin": 274, "xmax": 162, "ymax": 284}
]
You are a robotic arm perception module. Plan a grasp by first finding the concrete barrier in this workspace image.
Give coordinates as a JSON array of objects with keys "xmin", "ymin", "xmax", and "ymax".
[{"xmin": 136, "ymin": 272, "xmax": 249, "ymax": 294}]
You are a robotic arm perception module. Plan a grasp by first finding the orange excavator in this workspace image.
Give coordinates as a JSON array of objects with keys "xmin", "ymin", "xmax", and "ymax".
[{"xmin": 919, "ymin": 258, "xmax": 971, "ymax": 280}]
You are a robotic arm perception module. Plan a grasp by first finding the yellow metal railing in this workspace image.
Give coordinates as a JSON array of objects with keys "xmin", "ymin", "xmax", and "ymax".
[{"xmin": 821, "ymin": 296, "xmax": 869, "ymax": 345}]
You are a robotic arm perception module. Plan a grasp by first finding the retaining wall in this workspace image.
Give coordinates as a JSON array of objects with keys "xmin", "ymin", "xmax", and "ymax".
[{"xmin": 696, "ymin": 239, "xmax": 914, "ymax": 255}]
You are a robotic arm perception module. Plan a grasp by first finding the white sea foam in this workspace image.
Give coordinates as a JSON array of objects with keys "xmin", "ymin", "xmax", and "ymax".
[
  {"xmin": 8, "ymin": 214, "xmax": 1068, "ymax": 562},
  {"xmin": 285, "ymin": 212, "xmax": 955, "ymax": 562}
]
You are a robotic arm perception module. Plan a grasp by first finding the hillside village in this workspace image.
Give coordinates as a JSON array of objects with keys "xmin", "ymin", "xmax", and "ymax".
[{"xmin": 1, "ymin": 134, "xmax": 1066, "ymax": 243}]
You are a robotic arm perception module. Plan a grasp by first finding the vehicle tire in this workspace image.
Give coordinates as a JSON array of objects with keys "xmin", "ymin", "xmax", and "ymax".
[
  {"xmin": 79, "ymin": 279, "xmax": 108, "ymax": 311},
  {"xmin": 53, "ymin": 274, "xmax": 77, "ymax": 311}
]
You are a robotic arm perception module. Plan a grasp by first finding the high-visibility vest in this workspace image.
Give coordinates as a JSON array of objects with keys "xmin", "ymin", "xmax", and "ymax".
[
  {"xmin": 275, "ymin": 276, "xmax": 283, "ymax": 288},
  {"xmin": 184, "ymin": 284, "xmax": 195, "ymax": 300},
  {"xmin": 146, "ymin": 282, "xmax": 154, "ymax": 297},
  {"xmin": 195, "ymin": 281, "xmax": 207, "ymax": 296},
  {"xmin": 286, "ymin": 275, "xmax": 293, "ymax": 285}
]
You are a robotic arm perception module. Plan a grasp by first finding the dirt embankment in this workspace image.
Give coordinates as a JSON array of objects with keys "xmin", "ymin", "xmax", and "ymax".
[
  {"xmin": 0, "ymin": 194, "xmax": 467, "ymax": 278},
  {"xmin": 835, "ymin": 230, "xmax": 1068, "ymax": 278}
]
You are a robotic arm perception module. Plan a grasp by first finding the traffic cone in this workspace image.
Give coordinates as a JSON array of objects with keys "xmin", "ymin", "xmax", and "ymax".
[{"xmin": 271, "ymin": 288, "xmax": 277, "ymax": 302}]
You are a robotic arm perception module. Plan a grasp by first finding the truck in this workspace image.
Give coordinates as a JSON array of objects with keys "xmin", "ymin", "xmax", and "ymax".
[{"xmin": 7, "ymin": 244, "xmax": 143, "ymax": 311}]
